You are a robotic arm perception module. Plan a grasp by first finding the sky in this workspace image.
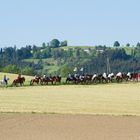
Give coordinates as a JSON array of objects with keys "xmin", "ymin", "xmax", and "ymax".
[{"xmin": 0, "ymin": 0, "xmax": 140, "ymax": 47}]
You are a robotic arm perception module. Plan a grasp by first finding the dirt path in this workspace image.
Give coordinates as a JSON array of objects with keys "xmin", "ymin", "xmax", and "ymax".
[{"xmin": 0, "ymin": 114, "xmax": 140, "ymax": 140}]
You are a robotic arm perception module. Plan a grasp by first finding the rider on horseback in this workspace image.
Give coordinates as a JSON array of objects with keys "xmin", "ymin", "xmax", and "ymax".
[
  {"xmin": 68, "ymin": 73, "xmax": 73, "ymax": 80},
  {"xmin": 49, "ymin": 74, "xmax": 53, "ymax": 80},
  {"xmin": 127, "ymin": 72, "xmax": 131, "ymax": 79},
  {"xmin": 3, "ymin": 75, "xmax": 8, "ymax": 85},
  {"xmin": 43, "ymin": 75, "xmax": 46, "ymax": 79},
  {"xmin": 74, "ymin": 73, "xmax": 79, "ymax": 80},
  {"xmin": 79, "ymin": 74, "xmax": 84, "ymax": 81},
  {"xmin": 103, "ymin": 72, "xmax": 107, "ymax": 79},
  {"xmin": 34, "ymin": 75, "xmax": 37, "ymax": 79},
  {"xmin": 17, "ymin": 74, "xmax": 21, "ymax": 80},
  {"xmin": 116, "ymin": 72, "xmax": 122, "ymax": 77}
]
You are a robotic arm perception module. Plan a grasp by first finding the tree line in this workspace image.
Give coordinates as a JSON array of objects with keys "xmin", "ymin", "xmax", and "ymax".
[{"xmin": 0, "ymin": 39, "xmax": 140, "ymax": 76}]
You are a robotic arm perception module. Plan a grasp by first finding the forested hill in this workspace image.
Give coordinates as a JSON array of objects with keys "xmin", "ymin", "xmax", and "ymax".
[{"xmin": 0, "ymin": 39, "xmax": 140, "ymax": 77}]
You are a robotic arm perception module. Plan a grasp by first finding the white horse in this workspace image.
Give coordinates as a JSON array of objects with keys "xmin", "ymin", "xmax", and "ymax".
[
  {"xmin": 116, "ymin": 72, "xmax": 122, "ymax": 78},
  {"xmin": 108, "ymin": 73, "xmax": 115, "ymax": 82},
  {"xmin": 0, "ymin": 78, "xmax": 9, "ymax": 87},
  {"xmin": 92, "ymin": 74, "xmax": 97, "ymax": 81},
  {"xmin": 103, "ymin": 72, "xmax": 107, "ymax": 79}
]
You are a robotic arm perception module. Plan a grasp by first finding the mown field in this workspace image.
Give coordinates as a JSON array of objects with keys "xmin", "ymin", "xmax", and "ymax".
[{"xmin": 0, "ymin": 83, "xmax": 140, "ymax": 116}]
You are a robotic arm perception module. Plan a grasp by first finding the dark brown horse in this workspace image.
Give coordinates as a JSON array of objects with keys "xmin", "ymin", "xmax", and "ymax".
[
  {"xmin": 40, "ymin": 76, "xmax": 56, "ymax": 85},
  {"xmin": 84, "ymin": 75, "xmax": 92, "ymax": 84},
  {"xmin": 30, "ymin": 77, "xmax": 41, "ymax": 85},
  {"xmin": 53, "ymin": 76, "xmax": 61, "ymax": 84},
  {"xmin": 12, "ymin": 77, "xmax": 25, "ymax": 86},
  {"xmin": 66, "ymin": 75, "xmax": 77, "ymax": 84}
]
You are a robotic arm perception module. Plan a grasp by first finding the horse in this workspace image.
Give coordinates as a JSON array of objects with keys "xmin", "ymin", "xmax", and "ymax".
[
  {"xmin": 131, "ymin": 73, "xmax": 139, "ymax": 82},
  {"xmin": 46, "ymin": 76, "xmax": 55, "ymax": 85},
  {"xmin": 107, "ymin": 73, "xmax": 115, "ymax": 83},
  {"xmin": 40, "ymin": 77, "xmax": 48, "ymax": 85},
  {"xmin": 30, "ymin": 77, "xmax": 41, "ymax": 85},
  {"xmin": 78, "ymin": 75, "xmax": 86, "ymax": 84},
  {"xmin": 77, "ymin": 74, "xmax": 92, "ymax": 84},
  {"xmin": 0, "ymin": 78, "xmax": 9, "ymax": 87},
  {"xmin": 116, "ymin": 72, "xmax": 123, "ymax": 83},
  {"xmin": 40, "ymin": 76, "xmax": 57, "ymax": 85},
  {"xmin": 122, "ymin": 73, "xmax": 130, "ymax": 82},
  {"xmin": 53, "ymin": 76, "xmax": 61, "ymax": 84},
  {"xmin": 93, "ymin": 73, "xmax": 108, "ymax": 84},
  {"xmin": 12, "ymin": 77, "xmax": 25, "ymax": 86},
  {"xmin": 66, "ymin": 75, "xmax": 77, "ymax": 84},
  {"xmin": 92, "ymin": 74, "xmax": 99, "ymax": 84}
]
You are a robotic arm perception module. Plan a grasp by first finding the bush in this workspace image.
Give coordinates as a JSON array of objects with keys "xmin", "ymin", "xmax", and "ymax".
[
  {"xmin": 60, "ymin": 65, "xmax": 73, "ymax": 77},
  {"xmin": 2, "ymin": 65, "xmax": 20, "ymax": 74},
  {"xmin": 21, "ymin": 67, "xmax": 35, "ymax": 76}
]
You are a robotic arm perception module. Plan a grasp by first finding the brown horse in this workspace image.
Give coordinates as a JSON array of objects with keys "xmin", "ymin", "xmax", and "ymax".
[
  {"xmin": 131, "ymin": 73, "xmax": 139, "ymax": 82},
  {"xmin": 84, "ymin": 75, "xmax": 92, "ymax": 84},
  {"xmin": 66, "ymin": 75, "xmax": 77, "ymax": 84},
  {"xmin": 41, "ymin": 76, "xmax": 62, "ymax": 85},
  {"xmin": 40, "ymin": 77, "xmax": 49, "ymax": 85},
  {"xmin": 12, "ymin": 77, "xmax": 25, "ymax": 86},
  {"xmin": 42, "ymin": 77, "xmax": 54, "ymax": 85},
  {"xmin": 30, "ymin": 77, "xmax": 41, "ymax": 85},
  {"xmin": 53, "ymin": 76, "xmax": 61, "ymax": 84}
]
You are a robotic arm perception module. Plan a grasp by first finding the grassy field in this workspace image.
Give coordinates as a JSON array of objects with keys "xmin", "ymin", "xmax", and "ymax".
[{"xmin": 0, "ymin": 83, "xmax": 140, "ymax": 116}]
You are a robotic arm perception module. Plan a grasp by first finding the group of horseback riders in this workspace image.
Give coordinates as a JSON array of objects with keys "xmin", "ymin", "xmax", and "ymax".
[
  {"xmin": 2, "ymin": 74, "xmax": 22, "ymax": 86},
  {"xmin": 1, "ymin": 71, "xmax": 139, "ymax": 87},
  {"xmin": 30, "ymin": 74, "xmax": 61, "ymax": 85},
  {"xmin": 66, "ymin": 72, "xmax": 139, "ymax": 84},
  {"xmin": 1, "ymin": 74, "xmax": 61, "ymax": 87}
]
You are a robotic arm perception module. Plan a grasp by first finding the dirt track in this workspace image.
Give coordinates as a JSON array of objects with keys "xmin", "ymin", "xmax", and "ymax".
[{"xmin": 0, "ymin": 114, "xmax": 140, "ymax": 140}]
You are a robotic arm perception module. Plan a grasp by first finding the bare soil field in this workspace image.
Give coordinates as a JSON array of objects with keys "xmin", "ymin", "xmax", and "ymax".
[{"xmin": 0, "ymin": 114, "xmax": 140, "ymax": 140}]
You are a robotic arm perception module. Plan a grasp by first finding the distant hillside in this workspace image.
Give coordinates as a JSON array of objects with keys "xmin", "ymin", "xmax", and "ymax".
[{"xmin": 0, "ymin": 45, "xmax": 140, "ymax": 77}]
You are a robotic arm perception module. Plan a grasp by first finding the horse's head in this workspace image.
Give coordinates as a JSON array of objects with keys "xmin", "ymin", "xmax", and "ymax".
[{"xmin": 21, "ymin": 77, "xmax": 25, "ymax": 82}]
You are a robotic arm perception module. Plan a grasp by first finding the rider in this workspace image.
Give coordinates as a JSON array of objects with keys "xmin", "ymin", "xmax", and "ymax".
[
  {"xmin": 49, "ymin": 74, "xmax": 53, "ymax": 80},
  {"xmin": 43, "ymin": 74, "xmax": 46, "ymax": 79},
  {"xmin": 3, "ymin": 75, "xmax": 8, "ymax": 85},
  {"xmin": 74, "ymin": 73, "xmax": 79, "ymax": 80},
  {"xmin": 92, "ymin": 73, "xmax": 97, "ymax": 80},
  {"xmin": 17, "ymin": 74, "xmax": 21, "ymax": 80},
  {"xmin": 34, "ymin": 75, "xmax": 38, "ymax": 79},
  {"xmin": 79, "ymin": 74, "xmax": 84, "ymax": 81},
  {"xmin": 103, "ymin": 72, "xmax": 107, "ymax": 79},
  {"xmin": 116, "ymin": 72, "xmax": 122, "ymax": 77},
  {"xmin": 68, "ymin": 73, "xmax": 72, "ymax": 80},
  {"xmin": 127, "ymin": 72, "xmax": 131, "ymax": 79}
]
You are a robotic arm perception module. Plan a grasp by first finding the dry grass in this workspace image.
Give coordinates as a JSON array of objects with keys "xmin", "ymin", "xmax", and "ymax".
[{"xmin": 0, "ymin": 83, "xmax": 140, "ymax": 116}]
